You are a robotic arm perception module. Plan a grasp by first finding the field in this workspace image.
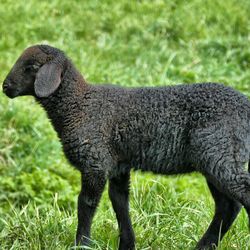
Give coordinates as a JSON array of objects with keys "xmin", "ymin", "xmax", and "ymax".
[{"xmin": 0, "ymin": 0, "xmax": 250, "ymax": 249}]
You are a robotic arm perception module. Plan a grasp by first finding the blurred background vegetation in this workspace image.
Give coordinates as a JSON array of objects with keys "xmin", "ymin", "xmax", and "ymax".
[{"xmin": 0, "ymin": 0, "xmax": 250, "ymax": 249}]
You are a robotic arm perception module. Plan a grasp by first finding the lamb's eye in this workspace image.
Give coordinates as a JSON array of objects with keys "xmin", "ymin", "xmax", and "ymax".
[{"xmin": 24, "ymin": 64, "xmax": 40, "ymax": 72}]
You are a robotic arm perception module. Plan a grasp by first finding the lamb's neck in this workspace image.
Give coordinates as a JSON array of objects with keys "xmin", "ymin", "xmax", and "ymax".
[{"xmin": 37, "ymin": 69, "xmax": 88, "ymax": 136}]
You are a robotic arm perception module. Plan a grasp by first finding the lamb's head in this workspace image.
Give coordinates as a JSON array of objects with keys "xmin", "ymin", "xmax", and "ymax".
[{"xmin": 3, "ymin": 45, "xmax": 67, "ymax": 99}]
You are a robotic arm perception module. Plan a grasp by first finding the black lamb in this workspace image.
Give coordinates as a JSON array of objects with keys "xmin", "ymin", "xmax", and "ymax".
[{"xmin": 3, "ymin": 44, "xmax": 250, "ymax": 250}]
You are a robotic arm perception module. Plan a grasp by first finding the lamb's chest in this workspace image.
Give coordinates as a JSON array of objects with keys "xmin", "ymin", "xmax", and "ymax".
[{"xmin": 62, "ymin": 136, "xmax": 94, "ymax": 169}]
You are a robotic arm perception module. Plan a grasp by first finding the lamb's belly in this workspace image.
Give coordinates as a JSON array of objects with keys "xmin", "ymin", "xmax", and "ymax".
[
  {"xmin": 131, "ymin": 143, "xmax": 188, "ymax": 174},
  {"xmin": 133, "ymin": 154, "xmax": 187, "ymax": 174}
]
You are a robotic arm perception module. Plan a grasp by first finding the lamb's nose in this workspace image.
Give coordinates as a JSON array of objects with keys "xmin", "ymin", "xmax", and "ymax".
[{"xmin": 3, "ymin": 79, "xmax": 10, "ymax": 93}]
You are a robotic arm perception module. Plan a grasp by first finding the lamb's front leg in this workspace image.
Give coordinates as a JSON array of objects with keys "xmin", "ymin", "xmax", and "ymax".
[
  {"xmin": 109, "ymin": 171, "xmax": 135, "ymax": 250},
  {"xmin": 75, "ymin": 171, "xmax": 106, "ymax": 246}
]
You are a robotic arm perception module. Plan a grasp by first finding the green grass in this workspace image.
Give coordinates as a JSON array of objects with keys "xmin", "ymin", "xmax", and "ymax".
[{"xmin": 0, "ymin": 0, "xmax": 250, "ymax": 249}]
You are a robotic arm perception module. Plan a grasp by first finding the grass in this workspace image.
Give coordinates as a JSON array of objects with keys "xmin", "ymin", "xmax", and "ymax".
[{"xmin": 0, "ymin": 0, "xmax": 250, "ymax": 249}]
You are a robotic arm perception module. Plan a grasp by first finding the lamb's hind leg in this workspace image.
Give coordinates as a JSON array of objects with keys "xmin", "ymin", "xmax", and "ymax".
[
  {"xmin": 198, "ymin": 160, "xmax": 250, "ymax": 249},
  {"xmin": 190, "ymin": 126, "xmax": 250, "ymax": 248},
  {"xmin": 109, "ymin": 171, "xmax": 135, "ymax": 250},
  {"xmin": 196, "ymin": 180, "xmax": 241, "ymax": 250}
]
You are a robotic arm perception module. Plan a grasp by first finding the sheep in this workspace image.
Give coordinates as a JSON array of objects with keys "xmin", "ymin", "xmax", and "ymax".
[{"xmin": 2, "ymin": 44, "xmax": 250, "ymax": 250}]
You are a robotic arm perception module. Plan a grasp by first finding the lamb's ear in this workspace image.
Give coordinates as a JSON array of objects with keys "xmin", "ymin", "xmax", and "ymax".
[{"xmin": 34, "ymin": 63, "xmax": 62, "ymax": 98}]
